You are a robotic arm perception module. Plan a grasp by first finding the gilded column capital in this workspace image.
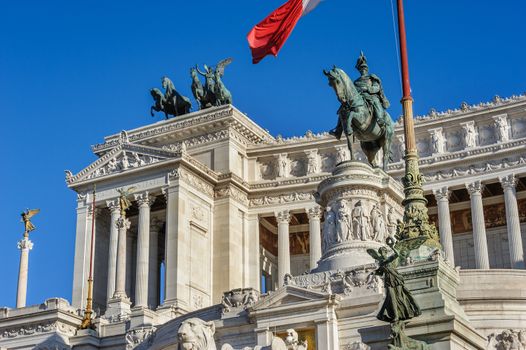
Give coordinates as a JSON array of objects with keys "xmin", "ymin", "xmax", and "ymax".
[
  {"xmin": 275, "ymin": 210, "xmax": 291, "ymax": 224},
  {"xmin": 134, "ymin": 191, "xmax": 155, "ymax": 208},
  {"xmin": 499, "ymin": 174, "xmax": 517, "ymax": 191},
  {"xmin": 432, "ymin": 187, "xmax": 450, "ymax": 201},
  {"xmin": 466, "ymin": 180, "xmax": 484, "ymax": 195},
  {"xmin": 306, "ymin": 206, "xmax": 322, "ymax": 221}
]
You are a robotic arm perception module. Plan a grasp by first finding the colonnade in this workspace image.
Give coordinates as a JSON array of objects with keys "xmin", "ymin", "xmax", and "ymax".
[
  {"xmin": 274, "ymin": 206, "xmax": 323, "ymax": 287},
  {"xmin": 432, "ymin": 173, "xmax": 525, "ymax": 270}
]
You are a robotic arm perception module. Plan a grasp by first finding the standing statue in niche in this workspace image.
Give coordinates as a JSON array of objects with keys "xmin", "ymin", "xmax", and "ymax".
[
  {"xmin": 150, "ymin": 77, "xmax": 192, "ymax": 119},
  {"xmin": 336, "ymin": 200, "xmax": 352, "ymax": 242},
  {"xmin": 494, "ymin": 116, "xmax": 510, "ymax": 143},
  {"xmin": 352, "ymin": 201, "xmax": 370, "ymax": 241},
  {"xmin": 370, "ymin": 204, "xmax": 386, "ymax": 242},
  {"xmin": 386, "ymin": 207, "xmax": 398, "ymax": 240},
  {"xmin": 462, "ymin": 123, "xmax": 477, "ymax": 148},
  {"xmin": 324, "ymin": 52, "xmax": 394, "ymax": 170},
  {"xmin": 367, "ymin": 238, "xmax": 430, "ymax": 350},
  {"xmin": 192, "ymin": 58, "xmax": 233, "ymax": 109},
  {"xmin": 322, "ymin": 206, "xmax": 336, "ymax": 252}
]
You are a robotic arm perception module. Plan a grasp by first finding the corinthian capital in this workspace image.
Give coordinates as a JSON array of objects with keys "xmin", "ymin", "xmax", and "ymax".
[
  {"xmin": 499, "ymin": 174, "xmax": 516, "ymax": 190},
  {"xmin": 275, "ymin": 210, "xmax": 291, "ymax": 224},
  {"xmin": 466, "ymin": 180, "xmax": 483, "ymax": 195},
  {"xmin": 432, "ymin": 187, "xmax": 450, "ymax": 201},
  {"xmin": 106, "ymin": 199, "xmax": 120, "ymax": 214},
  {"xmin": 134, "ymin": 191, "xmax": 155, "ymax": 207},
  {"xmin": 17, "ymin": 238, "xmax": 33, "ymax": 250},
  {"xmin": 116, "ymin": 217, "xmax": 131, "ymax": 230},
  {"xmin": 307, "ymin": 206, "xmax": 322, "ymax": 220}
]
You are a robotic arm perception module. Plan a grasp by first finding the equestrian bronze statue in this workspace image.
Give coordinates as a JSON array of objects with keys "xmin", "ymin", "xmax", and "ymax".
[
  {"xmin": 150, "ymin": 77, "xmax": 192, "ymax": 119},
  {"xmin": 324, "ymin": 52, "xmax": 394, "ymax": 170}
]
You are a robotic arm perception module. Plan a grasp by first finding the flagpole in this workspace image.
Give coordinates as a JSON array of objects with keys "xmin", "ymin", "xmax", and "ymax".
[
  {"xmin": 79, "ymin": 186, "xmax": 96, "ymax": 330},
  {"xmin": 396, "ymin": 0, "xmax": 440, "ymax": 246}
]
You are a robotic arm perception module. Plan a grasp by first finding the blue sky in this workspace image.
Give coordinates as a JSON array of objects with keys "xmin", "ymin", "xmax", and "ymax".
[{"xmin": 0, "ymin": 0, "xmax": 524, "ymax": 307}]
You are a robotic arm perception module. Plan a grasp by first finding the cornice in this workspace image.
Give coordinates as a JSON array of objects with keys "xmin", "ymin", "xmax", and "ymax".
[{"xmin": 91, "ymin": 105, "xmax": 273, "ymax": 154}]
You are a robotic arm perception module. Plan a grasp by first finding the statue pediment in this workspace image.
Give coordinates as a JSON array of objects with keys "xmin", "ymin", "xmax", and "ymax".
[
  {"xmin": 66, "ymin": 142, "xmax": 181, "ymax": 185},
  {"xmin": 250, "ymin": 285, "xmax": 337, "ymax": 312}
]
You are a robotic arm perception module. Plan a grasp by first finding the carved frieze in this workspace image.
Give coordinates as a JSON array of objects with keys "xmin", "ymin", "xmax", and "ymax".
[
  {"xmin": 126, "ymin": 326, "xmax": 156, "ymax": 350},
  {"xmin": 249, "ymin": 192, "xmax": 313, "ymax": 207}
]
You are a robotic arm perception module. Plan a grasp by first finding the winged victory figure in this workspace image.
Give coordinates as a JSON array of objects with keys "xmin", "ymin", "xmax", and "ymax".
[
  {"xmin": 21, "ymin": 209, "xmax": 40, "ymax": 236},
  {"xmin": 116, "ymin": 187, "xmax": 136, "ymax": 217}
]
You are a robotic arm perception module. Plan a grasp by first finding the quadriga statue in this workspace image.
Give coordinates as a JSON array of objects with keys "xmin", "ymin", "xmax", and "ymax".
[{"xmin": 177, "ymin": 318, "xmax": 217, "ymax": 350}]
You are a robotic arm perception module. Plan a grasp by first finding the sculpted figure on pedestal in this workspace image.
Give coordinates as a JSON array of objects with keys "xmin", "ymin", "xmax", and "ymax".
[
  {"xmin": 494, "ymin": 115, "xmax": 510, "ymax": 142},
  {"xmin": 430, "ymin": 128, "xmax": 446, "ymax": 154},
  {"xmin": 322, "ymin": 206, "xmax": 336, "ymax": 251},
  {"xmin": 324, "ymin": 52, "xmax": 394, "ymax": 170},
  {"xmin": 370, "ymin": 204, "xmax": 386, "ymax": 242},
  {"xmin": 277, "ymin": 154, "xmax": 289, "ymax": 178},
  {"xmin": 462, "ymin": 122, "xmax": 477, "ymax": 148},
  {"xmin": 386, "ymin": 207, "xmax": 397, "ymax": 240},
  {"xmin": 336, "ymin": 200, "xmax": 352, "ymax": 242},
  {"xmin": 306, "ymin": 151, "xmax": 319, "ymax": 174},
  {"xmin": 177, "ymin": 318, "xmax": 216, "ymax": 350},
  {"xmin": 284, "ymin": 329, "xmax": 308, "ymax": 350},
  {"xmin": 352, "ymin": 201, "xmax": 370, "ymax": 241}
]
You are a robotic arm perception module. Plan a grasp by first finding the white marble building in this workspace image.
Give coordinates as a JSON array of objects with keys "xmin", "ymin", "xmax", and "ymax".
[{"xmin": 1, "ymin": 94, "xmax": 526, "ymax": 350}]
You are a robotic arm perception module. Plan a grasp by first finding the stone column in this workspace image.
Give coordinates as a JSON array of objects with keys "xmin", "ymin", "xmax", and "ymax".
[
  {"xmin": 148, "ymin": 219, "xmax": 162, "ymax": 309},
  {"xmin": 72, "ymin": 196, "xmax": 94, "ymax": 309},
  {"xmin": 114, "ymin": 217, "xmax": 131, "ymax": 298},
  {"xmin": 276, "ymin": 210, "xmax": 291, "ymax": 287},
  {"xmin": 134, "ymin": 192, "xmax": 154, "ymax": 308},
  {"xmin": 499, "ymin": 174, "xmax": 525, "ymax": 269},
  {"xmin": 106, "ymin": 200, "xmax": 120, "ymax": 303},
  {"xmin": 466, "ymin": 181, "xmax": 490, "ymax": 269},
  {"xmin": 16, "ymin": 237, "xmax": 33, "ymax": 308},
  {"xmin": 432, "ymin": 187, "xmax": 455, "ymax": 266},
  {"xmin": 307, "ymin": 206, "xmax": 322, "ymax": 270}
]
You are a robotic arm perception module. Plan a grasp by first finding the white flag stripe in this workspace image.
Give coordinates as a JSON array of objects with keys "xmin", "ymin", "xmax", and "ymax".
[{"xmin": 302, "ymin": 0, "xmax": 321, "ymax": 16}]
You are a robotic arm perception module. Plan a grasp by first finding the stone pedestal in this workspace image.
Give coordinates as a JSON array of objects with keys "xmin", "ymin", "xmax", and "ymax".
[
  {"xmin": 103, "ymin": 296, "xmax": 131, "ymax": 323},
  {"xmin": 314, "ymin": 161, "xmax": 404, "ymax": 272},
  {"xmin": 397, "ymin": 258, "xmax": 486, "ymax": 350}
]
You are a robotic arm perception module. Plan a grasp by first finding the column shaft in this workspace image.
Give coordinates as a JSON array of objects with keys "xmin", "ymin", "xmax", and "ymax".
[
  {"xmin": 307, "ymin": 207, "xmax": 322, "ymax": 270},
  {"xmin": 16, "ymin": 238, "xmax": 33, "ymax": 308},
  {"xmin": 106, "ymin": 201, "xmax": 120, "ymax": 302},
  {"xmin": 135, "ymin": 194, "xmax": 153, "ymax": 307},
  {"xmin": 148, "ymin": 223, "xmax": 160, "ymax": 309},
  {"xmin": 276, "ymin": 210, "xmax": 291, "ymax": 287},
  {"xmin": 466, "ymin": 181, "xmax": 490, "ymax": 269},
  {"xmin": 114, "ymin": 217, "xmax": 130, "ymax": 298},
  {"xmin": 433, "ymin": 188, "xmax": 455, "ymax": 266},
  {"xmin": 500, "ymin": 175, "xmax": 525, "ymax": 269}
]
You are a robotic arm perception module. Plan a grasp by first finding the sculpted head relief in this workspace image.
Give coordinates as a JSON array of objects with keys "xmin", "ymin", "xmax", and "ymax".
[{"xmin": 177, "ymin": 318, "xmax": 216, "ymax": 350}]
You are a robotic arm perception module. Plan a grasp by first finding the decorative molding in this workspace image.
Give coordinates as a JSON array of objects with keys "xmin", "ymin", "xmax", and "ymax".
[
  {"xmin": 215, "ymin": 185, "xmax": 248, "ymax": 206},
  {"xmin": 126, "ymin": 326, "xmax": 156, "ymax": 350},
  {"xmin": 250, "ymin": 192, "xmax": 313, "ymax": 207},
  {"xmin": 0, "ymin": 321, "xmax": 76, "ymax": 339}
]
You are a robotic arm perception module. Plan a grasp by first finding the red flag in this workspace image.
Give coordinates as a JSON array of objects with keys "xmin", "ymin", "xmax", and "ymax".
[{"xmin": 247, "ymin": 0, "xmax": 321, "ymax": 64}]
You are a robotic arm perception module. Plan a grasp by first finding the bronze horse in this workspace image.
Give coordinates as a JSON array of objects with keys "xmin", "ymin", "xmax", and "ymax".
[{"xmin": 324, "ymin": 67, "xmax": 394, "ymax": 170}]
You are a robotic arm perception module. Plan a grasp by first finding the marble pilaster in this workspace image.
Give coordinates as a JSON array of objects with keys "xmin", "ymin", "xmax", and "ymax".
[
  {"xmin": 72, "ymin": 199, "xmax": 93, "ymax": 309},
  {"xmin": 307, "ymin": 206, "xmax": 322, "ymax": 270},
  {"xmin": 276, "ymin": 210, "xmax": 291, "ymax": 288},
  {"xmin": 466, "ymin": 181, "xmax": 490, "ymax": 269},
  {"xmin": 432, "ymin": 187, "xmax": 455, "ymax": 266},
  {"xmin": 106, "ymin": 200, "xmax": 120, "ymax": 303},
  {"xmin": 499, "ymin": 174, "xmax": 525, "ymax": 269},
  {"xmin": 134, "ymin": 192, "xmax": 155, "ymax": 308}
]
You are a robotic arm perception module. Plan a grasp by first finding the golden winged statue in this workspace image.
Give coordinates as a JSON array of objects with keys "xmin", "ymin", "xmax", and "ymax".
[
  {"xmin": 116, "ymin": 187, "xmax": 136, "ymax": 217},
  {"xmin": 21, "ymin": 209, "xmax": 40, "ymax": 236}
]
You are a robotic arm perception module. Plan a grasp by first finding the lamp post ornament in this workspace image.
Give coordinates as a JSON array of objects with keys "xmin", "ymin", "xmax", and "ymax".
[{"xmin": 16, "ymin": 209, "xmax": 40, "ymax": 308}]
